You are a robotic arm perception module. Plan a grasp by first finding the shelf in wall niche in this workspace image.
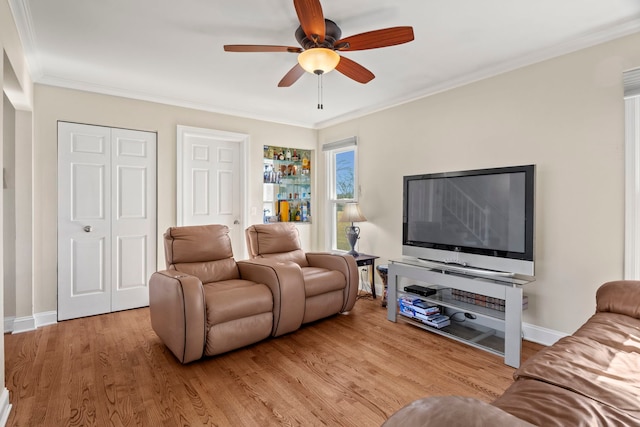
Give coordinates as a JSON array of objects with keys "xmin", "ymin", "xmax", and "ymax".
[{"xmin": 262, "ymin": 145, "xmax": 312, "ymax": 224}]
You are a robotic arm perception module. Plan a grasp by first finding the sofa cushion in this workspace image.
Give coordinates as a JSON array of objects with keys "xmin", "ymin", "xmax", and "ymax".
[
  {"xmin": 383, "ymin": 396, "xmax": 534, "ymax": 426},
  {"xmin": 493, "ymin": 378, "xmax": 639, "ymax": 426},
  {"xmin": 573, "ymin": 311, "xmax": 640, "ymax": 353},
  {"xmin": 597, "ymin": 280, "xmax": 640, "ymax": 319},
  {"xmin": 510, "ymin": 315, "xmax": 640, "ymax": 420}
]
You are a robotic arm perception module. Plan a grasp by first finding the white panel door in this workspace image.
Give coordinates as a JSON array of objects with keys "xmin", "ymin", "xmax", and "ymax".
[
  {"xmin": 111, "ymin": 128, "xmax": 156, "ymax": 311},
  {"xmin": 177, "ymin": 126, "xmax": 246, "ymax": 254},
  {"xmin": 58, "ymin": 122, "xmax": 156, "ymax": 321},
  {"xmin": 58, "ymin": 123, "xmax": 112, "ymax": 320}
]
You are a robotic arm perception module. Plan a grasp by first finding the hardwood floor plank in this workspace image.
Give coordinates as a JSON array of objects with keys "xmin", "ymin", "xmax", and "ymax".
[{"xmin": 4, "ymin": 298, "xmax": 543, "ymax": 426}]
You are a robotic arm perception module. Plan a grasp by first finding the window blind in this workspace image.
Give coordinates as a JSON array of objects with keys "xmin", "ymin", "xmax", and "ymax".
[
  {"xmin": 322, "ymin": 136, "xmax": 357, "ymax": 151},
  {"xmin": 624, "ymin": 68, "xmax": 640, "ymax": 98}
]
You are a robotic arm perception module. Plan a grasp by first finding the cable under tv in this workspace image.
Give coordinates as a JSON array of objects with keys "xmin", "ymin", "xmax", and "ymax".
[{"xmin": 404, "ymin": 284, "xmax": 437, "ymax": 297}]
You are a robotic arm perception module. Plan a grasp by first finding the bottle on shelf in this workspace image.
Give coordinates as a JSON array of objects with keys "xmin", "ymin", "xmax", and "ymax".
[{"xmin": 279, "ymin": 200, "xmax": 289, "ymax": 222}]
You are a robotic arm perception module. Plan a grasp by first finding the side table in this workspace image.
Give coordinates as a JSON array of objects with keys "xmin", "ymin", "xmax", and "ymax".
[{"xmin": 353, "ymin": 254, "xmax": 379, "ymax": 298}]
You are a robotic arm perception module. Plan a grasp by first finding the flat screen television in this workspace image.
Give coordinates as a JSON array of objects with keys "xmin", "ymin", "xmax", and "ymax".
[{"xmin": 402, "ymin": 165, "xmax": 535, "ymax": 276}]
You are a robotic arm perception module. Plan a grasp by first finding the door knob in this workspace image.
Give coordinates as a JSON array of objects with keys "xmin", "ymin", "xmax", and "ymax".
[
  {"xmin": 233, "ymin": 219, "xmax": 240, "ymax": 225},
  {"xmin": 83, "ymin": 225, "xmax": 93, "ymax": 232}
]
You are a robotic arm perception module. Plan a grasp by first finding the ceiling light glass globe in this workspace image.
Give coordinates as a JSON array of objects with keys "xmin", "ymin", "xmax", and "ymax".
[{"xmin": 298, "ymin": 48, "xmax": 340, "ymax": 74}]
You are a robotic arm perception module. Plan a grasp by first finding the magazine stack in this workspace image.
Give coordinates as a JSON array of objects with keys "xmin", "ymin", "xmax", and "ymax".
[{"xmin": 397, "ymin": 296, "xmax": 450, "ymax": 328}]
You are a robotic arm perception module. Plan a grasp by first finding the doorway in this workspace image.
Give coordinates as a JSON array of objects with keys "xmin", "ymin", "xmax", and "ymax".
[
  {"xmin": 176, "ymin": 125, "xmax": 248, "ymax": 257},
  {"xmin": 57, "ymin": 122, "xmax": 157, "ymax": 320}
]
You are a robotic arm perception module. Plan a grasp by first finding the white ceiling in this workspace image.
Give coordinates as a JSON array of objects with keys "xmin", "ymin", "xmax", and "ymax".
[{"xmin": 9, "ymin": 0, "xmax": 640, "ymax": 129}]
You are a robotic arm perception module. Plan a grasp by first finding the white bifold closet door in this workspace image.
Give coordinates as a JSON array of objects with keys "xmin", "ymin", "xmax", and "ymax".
[{"xmin": 57, "ymin": 122, "xmax": 157, "ymax": 321}]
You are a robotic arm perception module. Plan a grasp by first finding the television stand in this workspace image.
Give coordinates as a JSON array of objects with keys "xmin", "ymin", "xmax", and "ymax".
[{"xmin": 387, "ymin": 257, "xmax": 534, "ymax": 368}]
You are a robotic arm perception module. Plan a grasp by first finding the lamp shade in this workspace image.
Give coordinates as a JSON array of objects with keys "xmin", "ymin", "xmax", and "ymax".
[
  {"xmin": 298, "ymin": 48, "xmax": 340, "ymax": 75},
  {"xmin": 341, "ymin": 203, "xmax": 367, "ymax": 223}
]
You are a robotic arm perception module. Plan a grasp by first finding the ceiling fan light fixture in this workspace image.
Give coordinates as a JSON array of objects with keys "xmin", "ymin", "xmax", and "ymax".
[{"xmin": 297, "ymin": 48, "xmax": 340, "ymax": 75}]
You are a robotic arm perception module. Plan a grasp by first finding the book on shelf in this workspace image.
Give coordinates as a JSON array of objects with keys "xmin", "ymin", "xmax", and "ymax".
[
  {"xmin": 398, "ymin": 296, "xmax": 439, "ymax": 316},
  {"xmin": 422, "ymin": 318, "xmax": 451, "ymax": 328},
  {"xmin": 399, "ymin": 310, "xmax": 451, "ymax": 329},
  {"xmin": 451, "ymin": 289, "xmax": 529, "ymax": 311}
]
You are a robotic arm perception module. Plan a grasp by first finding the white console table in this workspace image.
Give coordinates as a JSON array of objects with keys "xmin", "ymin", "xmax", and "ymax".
[{"xmin": 387, "ymin": 258, "xmax": 533, "ymax": 368}]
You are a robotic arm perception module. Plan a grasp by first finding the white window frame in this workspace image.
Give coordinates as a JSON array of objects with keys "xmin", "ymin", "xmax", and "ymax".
[
  {"xmin": 624, "ymin": 69, "xmax": 640, "ymax": 279},
  {"xmin": 324, "ymin": 137, "xmax": 358, "ymax": 252}
]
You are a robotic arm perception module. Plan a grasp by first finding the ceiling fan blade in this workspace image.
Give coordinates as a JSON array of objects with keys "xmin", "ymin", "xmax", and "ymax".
[
  {"xmin": 224, "ymin": 45, "xmax": 302, "ymax": 53},
  {"xmin": 335, "ymin": 27, "xmax": 414, "ymax": 51},
  {"xmin": 294, "ymin": 0, "xmax": 325, "ymax": 43},
  {"xmin": 335, "ymin": 56, "xmax": 375, "ymax": 84},
  {"xmin": 278, "ymin": 64, "xmax": 306, "ymax": 87}
]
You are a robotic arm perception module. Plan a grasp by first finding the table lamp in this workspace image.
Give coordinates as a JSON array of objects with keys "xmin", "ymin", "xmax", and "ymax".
[{"xmin": 341, "ymin": 202, "xmax": 367, "ymax": 256}]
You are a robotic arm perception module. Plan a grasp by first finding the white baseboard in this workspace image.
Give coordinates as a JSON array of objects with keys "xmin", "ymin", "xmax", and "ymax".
[
  {"xmin": 4, "ymin": 310, "xmax": 57, "ymax": 334},
  {"xmin": 3, "ymin": 317, "xmax": 14, "ymax": 334},
  {"xmin": 0, "ymin": 388, "xmax": 12, "ymax": 427},
  {"xmin": 522, "ymin": 322, "xmax": 567, "ymax": 346},
  {"xmin": 11, "ymin": 315, "xmax": 35, "ymax": 334},
  {"xmin": 35, "ymin": 311, "xmax": 57, "ymax": 328}
]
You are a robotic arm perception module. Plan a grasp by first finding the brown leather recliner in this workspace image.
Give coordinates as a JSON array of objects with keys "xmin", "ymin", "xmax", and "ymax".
[
  {"xmin": 149, "ymin": 224, "xmax": 301, "ymax": 363},
  {"xmin": 245, "ymin": 223, "xmax": 359, "ymax": 325}
]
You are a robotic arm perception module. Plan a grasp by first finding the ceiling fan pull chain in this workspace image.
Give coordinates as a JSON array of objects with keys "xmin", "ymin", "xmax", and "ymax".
[{"xmin": 317, "ymin": 73, "xmax": 324, "ymax": 109}]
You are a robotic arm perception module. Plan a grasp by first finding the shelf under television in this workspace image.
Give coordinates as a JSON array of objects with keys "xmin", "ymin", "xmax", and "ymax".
[
  {"xmin": 400, "ymin": 287, "xmax": 506, "ymax": 321},
  {"xmin": 398, "ymin": 312, "xmax": 505, "ymax": 356}
]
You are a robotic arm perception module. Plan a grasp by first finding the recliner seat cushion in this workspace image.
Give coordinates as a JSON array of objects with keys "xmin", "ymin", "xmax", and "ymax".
[
  {"xmin": 203, "ymin": 280, "xmax": 273, "ymax": 326},
  {"xmin": 302, "ymin": 267, "xmax": 346, "ymax": 298},
  {"xmin": 172, "ymin": 258, "xmax": 240, "ymax": 284}
]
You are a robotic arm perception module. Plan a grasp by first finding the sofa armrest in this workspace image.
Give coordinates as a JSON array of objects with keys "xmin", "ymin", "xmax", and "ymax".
[
  {"xmin": 596, "ymin": 280, "xmax": 640, "ymax": 319},
  {"xmin": 382, "ymin": 396, "xmax": 534, "ymax": 427},
  {"xmin": 149, "ymin": 270, "xmax": 206, "ymax": 364},
  {"xmin": 237, "ymin": 259, "xmax": 306, "ymax": 336},
  {"xmin": 305, "ymin": 253, "xmax": 358, "ymax": 312}
]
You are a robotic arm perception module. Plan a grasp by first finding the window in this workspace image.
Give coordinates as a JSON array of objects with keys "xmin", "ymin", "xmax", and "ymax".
[
  {"xmin": 324, "ymin": 137, "xmax": 357, "ymax": 251},
  {"xmin": 624, "ymin": 69, "xmax": 640, "ymax": 279}
]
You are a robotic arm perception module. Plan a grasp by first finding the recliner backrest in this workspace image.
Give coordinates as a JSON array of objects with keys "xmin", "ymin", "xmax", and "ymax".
[
  {"xmin": 164, "ymin": 224, "xmax": 240, "ymax": 283},
  {"xmin": 245, "ymin": 223, "xmax": 309, "ymax": 267}
]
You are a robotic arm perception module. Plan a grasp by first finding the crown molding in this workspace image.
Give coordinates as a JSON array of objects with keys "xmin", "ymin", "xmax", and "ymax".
[
  {"xmin": 9, "ymin": 1, "xmax": 640, "ymax": 130},
  {"xmin": 8, "ymin": 0, "xmax": 43, "ymax": 80},
  {"xmin": 315, "ymin": 18, "xmax": 640, "ymax": 129},
  {"xmin": 37, "ymin": 74, "xmax": 313, "ymax": 129}
]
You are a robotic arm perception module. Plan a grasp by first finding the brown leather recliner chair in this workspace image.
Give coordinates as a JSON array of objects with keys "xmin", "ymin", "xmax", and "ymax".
[
  {"xmin": 149, "ymin": 224, "xmax": 301, "ymax": 363},
  {"xmin": 245, "ymin": 223, "xmax": 359, "ymax": 325}
]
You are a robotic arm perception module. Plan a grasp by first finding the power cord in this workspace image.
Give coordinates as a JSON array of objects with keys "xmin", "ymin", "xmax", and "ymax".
[
  {"xmin": 357, "ymin": 268, "xmax": 373, "ymax": 300},
  {"xmin": 448, "ymin": 311, "xmax": 467, "ymax": 323}
]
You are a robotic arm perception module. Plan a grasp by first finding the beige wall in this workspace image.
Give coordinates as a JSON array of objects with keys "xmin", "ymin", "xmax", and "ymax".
[
  {"xmin": 319, "ymin": 32, "xmax": 640, "ymax": 335},
  {"xmin": 33, "ymin": 85, "xmax": 317, "ymax": 314},
  {"xmin": 7, "ymin": 0, "xmax": 640, "ymax": 340},
  {"xmin": 3, "ymin": 94, "xmax": 15, "ymax": 318},
  {"xmin": 2, "ymin": 0, "xmax": 34, "ymax": 401}
]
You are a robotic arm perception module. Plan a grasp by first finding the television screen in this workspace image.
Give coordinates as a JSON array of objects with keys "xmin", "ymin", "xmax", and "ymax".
[{"xmin": 403, "ymin": 165, "xmax": 535, "ymax": 275}]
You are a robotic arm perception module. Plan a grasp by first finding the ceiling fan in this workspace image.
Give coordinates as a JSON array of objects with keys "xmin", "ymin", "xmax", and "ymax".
[{"xmin": 223, "ymin": 0, "xmax": 415, "ymax": 87}]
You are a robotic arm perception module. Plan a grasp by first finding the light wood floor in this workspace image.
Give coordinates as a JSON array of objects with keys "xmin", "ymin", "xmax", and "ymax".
[{"xmin": 4, "ymin": 296, "xmax": 543, "ymax": 426}]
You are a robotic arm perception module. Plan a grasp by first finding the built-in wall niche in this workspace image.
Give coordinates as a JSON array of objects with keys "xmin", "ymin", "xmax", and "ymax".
[{"xmin": 262, "ymin": 145, "xmax": 312, "ymax": 224}]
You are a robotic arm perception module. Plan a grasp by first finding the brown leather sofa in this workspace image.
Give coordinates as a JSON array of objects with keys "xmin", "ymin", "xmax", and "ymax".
[
  {"xmin": 383, "ymin": 280, "xmax": 640, "ymax": 426},
  {"xmin": 149, "ymin": 224, "xmax": 301, "ymax": 363},
  {"xmin": 245, "ymin": 223, "xmax": 359, "ymax": 324}
]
